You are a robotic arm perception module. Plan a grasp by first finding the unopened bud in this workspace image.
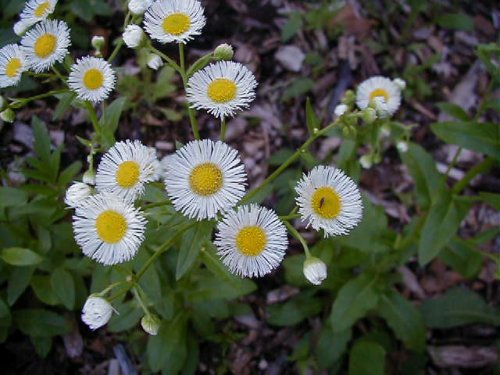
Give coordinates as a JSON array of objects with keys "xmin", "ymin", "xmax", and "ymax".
[
  {"xmin": 334, "ymin": 104, "xmax": 348, "ymax": 117},
  {"xmin": 359, "ymin": 154, "xmax": 373, "ymax": 169},
  {"xmin": 128, "ymin": 0, "xmax": 153, "ymax": 15},
  {"xmin": 81, "ymin": 296, "xmax": 113, "ymax": 330},
  {"xmin": 123, "ymin": 25, "xmax": 144, "ymax": 49},
  {"xmin": 83, "ymin": 170, "xmax": 96, "ymax": 185},
  {"xmin": 0, "ymin": 108, "xmax": 15, "ymax": 123},
  {"xmin": 214, "ymin": 43, "xmax": 234, "ymax": 61},
  {"xmin": 379, "ymin": 123, "xmax": 391, "ymax": 138},
  {"xmin": 342, "ymin": 90, "xmax": 356, "ymax": 105},
  {"xmin": 141, "ymin": 314, "xmax": 160, "ymax": 335},
  {"xmin": 303, "ymin": 257, "xmax": 327, "ymax": 286},
  {"xmin": 13, "ymin": 20, "xmax": 30, "ymax": 36},
  {"xmin": 362, "ymin": 107, "xmax": 377, "ymax": 124},
  {"xmin": 393, "ymin": 78, "xmax": 406, "ymax": 90},
  {"xmin": 91, "ymin": 36, "xmax": 105, "ymax": 52},
  {"xmin": 396, "ymin": 140, "xmax": 409, "ymax": 153},
  {"xmin": 147, "ymin": 54, "xmax": 164, "ymax": 70}
]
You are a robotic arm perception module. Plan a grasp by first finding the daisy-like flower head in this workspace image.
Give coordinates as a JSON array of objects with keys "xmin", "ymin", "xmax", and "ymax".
[
  {"xmin": 295, "ymin": 165, "xmax": 363, "ymax": 237},
  {"xmin": 0, "ymin": 44, "xmax": 27, "ymax": 88},
  {"xmin": 214, "ymin": 204, "xmax": 288, "ymax": 278},
  {"xmin": 18, "ymin": 0, "xmax": 58, "ymax": 30},
  {"xmin": 303, "ymin": 256, "xmax": 327, "ymax": 286},
  {"xmin": 96, "ymin": 140, "xmax": 159, "ymax": 203},
  {"xmin": 128, "ymin": 0, "xmax": 153, "ymax": 15},
  {"xmin": 186, "ymin": 61, "xmax": 258, "ymax": 120},
  {"xmin": 144, "ymin": 0, "xmax": 206, "ymax": 44},
  {"xmin": 164, "ymin": 139, "xmax": 247, "ymax": 220},
  {"xmin": 20, "ymin": 19, "xmax": 70, "ymax": 73},
  {"xmin": 356, "ymin": 76, "xmax": 403, "ymax": 118},
  {"xmin": 68, "ymin": 56, "xmax": 116, "ymax": 103},
  {"xmin": 81, "ymin": 296, "xmax": 113, "ymax": 330},
  {"xmin": 72, "ymin": 193, "xmax": 146, "ymax": 265}
]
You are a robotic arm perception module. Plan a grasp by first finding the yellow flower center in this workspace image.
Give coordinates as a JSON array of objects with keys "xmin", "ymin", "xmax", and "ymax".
[
  {"xmin": 34, "ymin": 33, "xmax": 57, "ymax": 58},
  {"xmin": 369, "ymin": 88, "xmax": 389, "ymax": 102},
  {"xmin": 162, "ymin": 13, "xmax": 191, "ymax": 35},
  {"xmin": 83, "ymin": 68, "xmax": 104, "ymax": 90},
  {"xmin": 115, "ymin": 161, "xmax": 140, "ymax": 188},
  {"xmin": 236, "ymin": 226, "xmax": 267, "ymax": 256},
  {"xmin": 311, "ymin": 186, "xmax": 342, "ymax": 219},
  {"xmin": 5, "ymin": 58, "xmax": 22, "ymax": 78},
  {"xmin": 95, "ymin": 210, "xmax": 128, "ymax": 244},
  {"xmin": 207, "ymin": 78, "xmax": 237, "ymax": 103},
  {"xmin": 34, "ymin": 1, "xmax": 50, "ymax": 18},
  {"xmin": 189, "ymin": 162, "xmax": 223, "ymax": 196}
]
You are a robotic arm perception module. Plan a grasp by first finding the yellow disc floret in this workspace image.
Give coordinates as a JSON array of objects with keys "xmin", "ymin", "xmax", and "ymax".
[
  {"xmin": 115, "ymin": 161, "xmax": 140, "ymax": 188},
  {"xmin": 34, "ymin": 1, "xmax": 50, "ymax": 18},
  {"xmin": 95, "ymin": 210, "xmax": 128, "ymax": 244},
  {"xmin": 207, "ymin": 78, "xmax": 237, "ymax": 103},
  {"xmin": 162, "ymin": 13, "xmax": 191, "ymax": 35},
  {"xmin": 369, "ymin": 88, "xmax": 389, "ymax": 102},
  {"xmin": 5, "ymin": 58, "xmax": 22, "ymax": 77},
  {"xmin": 236, "ymin": 226, "xmax": 267, "ymax": 256},
  {"xmin": 311, "ymin": 186, "xmax": 342, "ymax": 219},
  {"xmin": 34, "ymin": 34, "xmax": 57, "ymax": 58},
  {"xmin": 189, "ymin": 163, "xmax": 223, "ymax": 196},
  {"xmin": 83, "ymin": 68, "xmax": 104, "ymax": 90}
]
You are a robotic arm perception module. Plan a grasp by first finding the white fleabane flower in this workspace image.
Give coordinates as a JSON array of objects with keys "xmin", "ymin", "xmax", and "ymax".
[
  {"xmin": 144, "ymin": 0, "xmax": 206, "ymax": 44},
  {"xmin": 81, "ymin": 296, "xmax": 113, "ymax": 330},
  {"xmin": 356, "ymin": 76, "xmax": 402, "ymax": 118},
  {"xmin": 18, "ymin": 0, "xmax": 58, "ymax": 30},
  {"xmin": 14, "ymin": 20, "xmax": 31, "ymax": 36},
  {"xmin": 295, "ymin": 165, "xmax": 363, "ymax": 237},
  {"xmin": 128, "ymin": 0, "xmax": 153, "ymax": 15},
  {"xmin": 303, "ymin": 257, "xmax": 327, "ymax": 285},
  {"xmin": 68, "ymin": 56, "xmax": 116, "ymax": 103},
  {"xmin": 165, "ymin": 139, "xmax": 247, "ymax": 220},
  {"xmin": 96, "ymin": 140, "xmax": 159, "ymax": 203},
  {"xmin": 215, "ymin": 204, "xmax": 288, "ymax": 278},
  {"xmin": 20, "ymin": 20, "xmax": 71, "ymax": 73},
  {"xmin": 0, "ymin": 44, "xmax": 27, "ymax": 88},
  {"xmin": 123, "ymin": 25, "xmax": 144, "ymax": 48},
  {"xmin": 65, "ymin": 182, "xmax": 93, "ymax": 208},
  {"xmin": 147, "ymin": 53, "xmax": 164, "ymax": 70},
  {"xmin": 186, "ymin": 61, "xmax": 258, "ymax": 120},
  {"xmin": 72, "ymin": 193, "xmax": 146, "ymax": 265},
  {"xmin": 334, "ymin": 104, "xmax": 348, "ymax": 117}
]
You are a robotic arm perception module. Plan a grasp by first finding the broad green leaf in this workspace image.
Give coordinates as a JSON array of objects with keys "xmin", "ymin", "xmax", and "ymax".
[
  {"xmin": 420, "ymin": 287, "xmax": 499, "ymax": 328},
  {"xmin": 50, "ymin": 268, "xmax": 75, "ymax": 310},
  {"xmin": 31, "ymin": 275, "xmax": 60, "ymax": 305},
  {"xmin": 15, "ymin": 309, "xmax": 70, "ymax": 337},
  {"xmin": 436, "ymin": 103, "xmax": 470, "ymax": 121},
  {"xmin": 431, "ymin": 122, "xmax": 500, "ymax": 160},
  {"xmin": 440, "ymin": 237, "xmax": 483, "ymax": 278},
  {"xmin": 58, "ymin": 161, "xmax": 82, "ymax": 186},
  {"xmin": 349, "ymin": 341, "xmax": 386, "ymax": 375},
  {"xmin": 282, "ymin": 78, "xmax": 314, "ymax": 101},
  {"xmin": 0, "ymin": 187, "xmax": 28, "ymax": 207},
  {"xmin": 53, "ymin": 92, "xmax": 77, "ymax": 120},
  {"xmin": 0, "ymin": 298, "xmax": 10, "ymax": 318},
  {"xmin": 436, "ymin": 13, "xmax": 474, "ymax": 30},
  {"xmin": 108, "ymin": 301, "xmax": 142, "ymax": 333},
  {"xmin": 267, "ymin": 291, "xmax": 323, "ymax": 326},
  {"xmin": 377, "ymin": 290, "xmax": 426, "ymax": 352},
  {"xmin": 281, "ymin": 12, "xmax": 303, "ymax": 42},
  {"xmin": 7, "ymin": 267, "xmax": 34, "ymax": 305},
  {"xmin": 0, "ymin": 247, "xmax": 43, "ymax": 266},
  {"xmin": 100, "ymin": 97, "xmax": 127, "ymax": 149},
  {"xmin": 315, "ymin": 325, "xmax": 352, "ymax": 369},
  {"xmin": 32, "ymin": 117, "xmax": 51, "ymax": 163},
  {"xmin": 418, "ymin": 195, "xmax": 470, "ymax": 265},
  {"xmin": 306, "ymin": 97, "xmax": 320, "ymax": 135},
  {"xmin": 478, "ymin": 192, "xmax": 500, "ymax": 210},
  {"xmin": 330, "ymin": 273, "xmax": 380, "ymax": 332},
  {"xmin": 176, "ymin": 221, "xmax": 214, "ymax": 280},
  {"xmin": 31, "ymin": 336, "xmax": 52, "ymax": 357}
]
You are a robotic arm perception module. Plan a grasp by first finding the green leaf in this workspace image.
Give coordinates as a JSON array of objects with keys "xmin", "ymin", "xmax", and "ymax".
[
  {"xmin": 31, "ymin": 275, "xmax": 60, "ymax": 305},
  {"xmin": 315, "ymin": 325, "xmax": 352, "ymax": 369},
  {"xmin": 0, "ymin": 187, "xmax": 28, "ymax": 207},
  {"xmin": 377, "ymin": 290, "xmax": 426, "ymax": 352},
  {"xmin": 7, "ymin": 267, "xmax": 34, "ymax": 305},
  {"xmin": 436, "ymin": 103, "xmax": 470, "ymax": 121},
  {"xmin": 31, "ymin": 336, "xmax": 52, "ymax": 357},
  {"xmin": 0, "ymin": 247, "xmax": 43, "ymax": 266},
  {"xmin": 401, "ymin": 143, "xmax": 445, "ymax": 209},
  {"xmin": 53, "ymin": 92, "xmax": 77, "ymax": 120},
  {"xmin": 267, "ymin": 291, "xmax": 323, "ymax": 326},
  {"xmin": 32, "ymin": 117, "xmax": 51, "ymax": 164},
  {"xmin": 99, "ymin": 97, "xmax": 127, "ymax": 149},
  {"xmin": 330, "ymin": 273, "xmax": 380, "ymax": 332},
  {"xmin": 418, "ymin": 195, "xmax": 470, "ymax": 265},
  {"xmin": 431, "ymin": 122, "xmax": 500, "ymax": 160},
  {"xmin": 436, "ymin": 13, "xmax": 474, "ymax": 30},
  {"xmin": 50, "ymin": 268, "xmax": 75, "ymax": 310},
  {"xmin": 420, "ymin": 287, "xmax": 500, "ymax": 328},
  {"xmin": 349, "ymin": 341, "xmax": 386, "ymax": 375},
  {"xmin": 176, "ymin": 221, "xmax": 214, "ymax": 280},
  {"xmin": 282, "ymin": 78, "xmax": 314, "ymax": 101},
  {"xmin": 58, "ymin": 161, "xmax": 82, "ymax": 186},
  {"xmin": 107, "ymin": 301, "xmax": 142, "ymax": 333},
  {"xmin": 281, "ymin": 12, "xmax": 303, "ymax": 42},
  {"xmin": 440, "ymin": 237, "xmax": 483, "ymax": 278},
  {"xmin": 306, "ymin": 97, "xmax": 320, "ymax": 135},
  {"xmin": 15, "ymin": 309, "xmax": 70, "ymax": 337},
  {"xmin": 478, "ymin": 192, "xmax": 500, "ymax": 210}
]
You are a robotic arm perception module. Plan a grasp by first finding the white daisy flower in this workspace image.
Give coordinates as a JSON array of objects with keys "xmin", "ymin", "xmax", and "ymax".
[
  {"xmin": 303, "ymin": 256, "xmax": 327, "ymax": 285},
  {"xmin": 165, "ymin": 139, "xmax": 247, "ymax": 220},
  {"xmin": 143, "ymin": 0, "xmax": 206, "ymax": 44},
  {"xmin": 128, "ymin": 0, "xmax": 153, "ymax": 15},
  {"xmin": 96, "ymin": 140, "xmax": 159, "ymax": 203},
  {"xmin": 73, "ymin": 193, "xmax": 146, "ymax": 265},
  {"xmin": 186, "ymin": 61, "xmax": 258, "ymax": 120},
  {"xmin": 0, "ymin": 44, "xmax": 27, "ymax": 88},
  {"xmin": 356, "ymin": 76, "xmax": 403, "ymax": 118},
  {"xmin": 147, "ymin": 53, "xmax": 163, "ymax": 70},
  {"xmin": 65, "ymin": 181, "xmax": 93, "ymax": 208},
  {"xmin": 20, "ymin": 19, "xmax": 71, "ymax": 73},
  {"xmin": 214, "ymin": 204, "xmax": 288, "ymax": 278},
  {"xmin": 122, "ymin": 24, "xmax": 144, "ymax": 49},
  {"xmin": 18, "ymin": 0, "xmax": 58, "ymax": 30},
  {"xmin": 295, "ymin": 165, "xmax": 363, "ymax": 237},
  {"xmin": 68, "ymin": 56, "xmax": 116, "ymax": 103},
  {"xmin": 81, "ymin": 296, "xmax": 113, "ymax": 330}
]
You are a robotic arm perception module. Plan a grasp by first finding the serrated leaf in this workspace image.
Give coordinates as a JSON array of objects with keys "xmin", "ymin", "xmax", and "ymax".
[
  {"xmin": 50, "ymin": 268, "xmax": 75, "ymax": 310},
  {"xmin": 176, "ymin": 221, "xmax": 214, "ymax": 280},
  {"xmin": 1, "ymin": 247, "xmax": 43, "ymax": 266},
  {"xmin": 349, "ymin": 341, "xmax": 386, "ymax": 375}
]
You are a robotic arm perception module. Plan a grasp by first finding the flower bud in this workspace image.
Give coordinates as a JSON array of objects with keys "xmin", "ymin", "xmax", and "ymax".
[
  {"xmin": 396, "ymin": 140, "xmax": 409, "ymax": 153},
  {"xmin": 147, "ymin": 53, "xmax": 164, "ymax": 70},
  {"xmin": 13, "ymin": 20, "xmax": 30, "ymax": 36},
  {"xmin": 91, "ymin": 36, "xmax": 105, "ymax": 52},
  {"xmin": 214, "ymin": 43, "xmax": 234, "ymax": 61},
  {"xmin": 65, "ymin": 182, "xmax": 93, "ymax": 208},
  {"xmin": 379, "ymin": 123, "xmax": 391, "ymax": 138},
  {"xmin": 123, "ymin": 25, "xmax": 144, "ymax": 49},
  {"xmin": 342, "ymin": 90, "xmax": 356, "ymax": 105},
  {"xmin": 141, "ymin": 314, "xmax": 160, "ymax": 335},
  {"xmin": 359, "ymin": 154, "xmax": 373, "ymax": 169},
  {"xmin": 303, "ymin": 257, "xmax": 327, "ymax": 286},
  {"xmin": 334, "ymin": 104, "xmax": 348, "ymax": 117},
  {"xmin": 362, "ymin": 107, "xmax": 377, "ymax": 124},
  {"xmin": 393, "ymin": 78, "xmax": 406, "ymax": 90},
  {"xmin": 128, "ymin": 0, "xmax": 153, "ymax": 15},
  {"xmin": 83, "ymin": 170, "xmax": 96, "ymax": 185},
  {"xmin": 81, "ymin": 296, "xmax": 113, "ymax": 330},
  {"xmin": 0, "ymin": 109, "xmax": 15, "ymax": 123}
]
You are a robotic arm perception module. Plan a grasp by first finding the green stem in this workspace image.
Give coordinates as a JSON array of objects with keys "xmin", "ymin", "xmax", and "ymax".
[
  {"xmin": 149, "ymin": 45, "xmax": 181, "ymax": 72},
  {"xmin": 445, "ymin": 146, "xmax": 462, "ymax": 178},
  {"xmin": 178, "ymin": 42, "xmax": 200, "ymax": 140},
  {"xmin": 84, "ymin": 101, "xmax": 101, "ymax": 135},
  {"xmin": 8, "ymin": 89, "xmax": 69, "ymax": 109},
  {"xmin": 279, "ymin": 213, "xmax": 301, "ymax": 221},
  {"xmin": 240, "ymin": 119, "xmax": 340, "ymax": 204},
  {"xmin": 452, "ymin": 156, "xmax": 495, "ymax": 195},
  {"xmin": 132, "ymin": 286, "xmax": 150, "ymax": 315},
  {"xmin": 142, "ymin": 200, "xmax": 171, "ymax": 210},
  {"xmin": 108, "ymin": 39, "xmax": 124, "ymax": 63},
  {"xmin": 285, "ymin": 221, "xmax": 311, "ymax": 258},
  {"xmin": 220, "ymin": 118, "xmax": 227, "ymax": 141},
  {"xmin": 51, "ymin": 66, "xmax": 67, "ymax": 85}
]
